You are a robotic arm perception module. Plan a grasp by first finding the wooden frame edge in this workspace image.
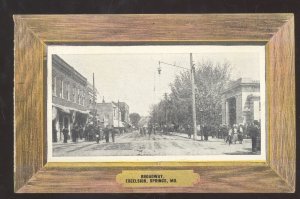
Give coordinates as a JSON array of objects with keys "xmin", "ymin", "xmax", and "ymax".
[{"xmin": 14, "ymin": 14, "xmax": 295, "ymax": 193}]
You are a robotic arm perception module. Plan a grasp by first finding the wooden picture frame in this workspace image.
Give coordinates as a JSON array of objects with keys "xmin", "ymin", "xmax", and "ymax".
[{"xmin": 14, "ymin": 14, "xmax": 295, "ymax": 193}]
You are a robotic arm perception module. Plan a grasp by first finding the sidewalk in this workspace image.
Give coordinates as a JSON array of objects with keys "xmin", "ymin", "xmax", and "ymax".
[{"xmin": 169, "ymin": 131, "xmax": 207, "ymax": 141}]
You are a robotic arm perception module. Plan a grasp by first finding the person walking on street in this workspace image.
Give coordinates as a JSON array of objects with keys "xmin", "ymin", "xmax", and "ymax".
[
  {"xmin": 238, "ymin": 124, "xmax": 244, "ymax": 144},
  {"xmin": 248, "ymin": 121, "xmax": 259, "ymax": 152},
  {"xmin": 203, "ymin": 125, "xmax": 209, "ymax": 141},
  {"xmin": 95, "ymin": 126, "xmax": 101, "ymax": 144},
  {"xmin": 62, "ymin": 126, "xmax": 69, "ymax": 143},
  {"xmin": 111, "ymin": 125, "xmax": 118, "ymax": 143},
  {"xmin": 232, "ymin": 124, "xmax": 238, "ymax": 144},
  {"xmin": 104, "ymin": 125, "xmax": 110, "ymax": 143},
  {"xmin": 148, "ymin": 125, "xmax": 152, "ymax": 139},
  {"xmin": 187, "ymin": 124, "xmax": 192, "ymax": 139},
  {"xmin": 227, "ymin": 126, "xmax": 233, "ymax": 145}
]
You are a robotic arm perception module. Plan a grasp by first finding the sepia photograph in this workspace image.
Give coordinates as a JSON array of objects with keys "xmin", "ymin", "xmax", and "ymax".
[
  {"xmin": 12, "ymin": 14, "xmax": 295, "ymax": 193},
  {"xmin": 47, "ymin": 45, "xmax": 266, "ymax": 161}
]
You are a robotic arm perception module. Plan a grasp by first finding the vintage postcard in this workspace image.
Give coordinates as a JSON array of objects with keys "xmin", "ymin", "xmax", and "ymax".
[{"xmin": 47, "ymin": 45, "xmax": 266, "ymax": 162}]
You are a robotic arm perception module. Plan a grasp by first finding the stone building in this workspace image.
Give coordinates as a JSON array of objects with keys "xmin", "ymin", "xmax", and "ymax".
[
  {"xmin": 221, "ymin": 78, "xmax": 260, "ymax": 126},
  {"xmin": 52, "ymin": 55, "xmax": 90, "ymax": 142}
]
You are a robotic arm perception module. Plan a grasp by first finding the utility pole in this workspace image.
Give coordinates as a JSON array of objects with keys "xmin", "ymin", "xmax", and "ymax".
[
  {"xmin": 158, "ymin": 53, "xmax": 197, "ymax": 140},
  {"xmin": 190, "ymin": 53, "xmax": 197, "ymax": 140},
  {"xmin": 93, "ymin": 73, "xmax": 96, "ymax": 124},
  {"xmin": 118, "ymin": 100, "xmax": 120, "ymax": 128}
]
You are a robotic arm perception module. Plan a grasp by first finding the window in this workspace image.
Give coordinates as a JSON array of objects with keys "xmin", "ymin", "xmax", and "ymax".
[
  {"xmin": 61, "ymin": 80, "xmax": 64, "ymax": 99},
  {"xmin": 73, "ymin": 85, "xmax": 76, "ymax": 103},
  {"xmin": 52, "ymin": 76, "xmax": 56, "ymax": 96},
  {"xmin": 77, "ymin": 88, "xmax": 80, "ymax": 104},
  {"xmin": 82, "ymin": 92, "xmax": 85, "ymax": 106},
  {"xmin": 79, "ymin": 90, "xmax": 81, "ymax": 105},
  {"xmin": 66, "ymin": 83, "xmax": 70, "ymax": 100},
  {"xmin": 58, "ymin": 79, "xmax": 62, "ymax": 98}
]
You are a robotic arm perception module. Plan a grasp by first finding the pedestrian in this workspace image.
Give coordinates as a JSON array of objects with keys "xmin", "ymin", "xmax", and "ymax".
[
  {"xmin": 227, "ymin": 126, "xmax": 233, "ymax": 145},
  {"xmin": 248, "ymin": 121, "xmax": 259, "ymax": 152},
  {"xmin": 238, "ymin": 124, "xmax": 244, "ymax": 144},
  {"xmin": 75, "ymin": 125, "xmax": 79, "ymax": 142},
  {"xmin": 148, "ymin": 125, "xmax": 152, "ymax": 139},
  {"xmin": 203, "ymin": 125, "xmax": 208, "ymax": 141},
  {"xmin": 187, "ymin": 125, "xmax": 192, "ymax": 139},
  {"xmin": 62, "ymin": 126, "xmax": 69, "ymax": 143},
  {"xmin": 79, "ymin": 125, "xmax": 83, "ymax": 140},
  {"xmin": 71, "ymin": 125, "xmax": 76, "ymax": 142},
  {"xmin": 104, "ymin": 125, "xmax": 110, "ymax": 143},
  {"xmin": 52, "ymin": 124, "xmax": 58, "ymax": 142},
  {"xmin": 95, "ymin": 126, "xmax": 101, "ymax": 144},
  {"xmin": 111, "ymin": 125, "xmax": 119, "ymax": 143},
  {"xmin": 232, "ymin": 124, "xmax": 238, "ymax": 144}
]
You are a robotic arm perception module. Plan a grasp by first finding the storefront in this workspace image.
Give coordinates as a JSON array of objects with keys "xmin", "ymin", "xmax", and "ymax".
[{"xmin": 52, "ymin": 105, "xmax": 89, "ymax": 142}]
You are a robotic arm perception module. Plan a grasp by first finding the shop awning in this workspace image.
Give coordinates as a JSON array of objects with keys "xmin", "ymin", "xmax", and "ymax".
[
  {"xmin": 52, "ymin": 104, "xmax": 89, "ymax": 115},
  {"xmin": 53, "ymin": 104, "xmax": 71, "ymax": 114}
]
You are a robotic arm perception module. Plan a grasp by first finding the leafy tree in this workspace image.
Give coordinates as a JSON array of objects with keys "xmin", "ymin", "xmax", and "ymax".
[
  {"xmin": 150, "ymin": 59, "xmax": 231, "ymax": 128},
  {"xmin": 129, "ymin": 113, "xmax": 141, "ymax": 127}
]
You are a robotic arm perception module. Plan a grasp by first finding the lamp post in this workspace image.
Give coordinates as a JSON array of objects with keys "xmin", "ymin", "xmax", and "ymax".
[{"xmin": 158, "ymin": 53, "xmax": 198, "ymax": 140}]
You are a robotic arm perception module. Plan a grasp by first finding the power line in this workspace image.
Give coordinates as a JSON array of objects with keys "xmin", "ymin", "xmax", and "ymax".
[{"xmin": 159, "ymin": 61, "xmax": 189, "ymax": 70}]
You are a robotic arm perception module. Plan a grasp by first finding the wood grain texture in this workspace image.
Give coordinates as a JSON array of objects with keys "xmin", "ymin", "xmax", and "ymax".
[
  {"xmin": 13, "ymin": 14, "xmax": 295, "ymax": 193},
  {"xmin": 17, "ymin": 166, "xmax": 292, "ymax": 193},
  {"xmin": 267, "ymin": 16, "xmax": 295, "ymax": 190},
  {"xmin": 15, "ymin": 14, "xmax": 291, "ymax": 42},
  {"xmin": 14, "ymin": 17, "xmax": 46, "ymax": 191}
]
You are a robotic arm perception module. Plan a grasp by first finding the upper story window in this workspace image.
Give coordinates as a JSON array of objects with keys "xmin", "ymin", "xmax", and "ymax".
[
  {"xmin": 57, "ymin": 78, "xmax": 63, "ymax": 98},
  {"xmin": 79, "ymin": 90, "xmax": 82, "ymax": 105},
  {"xmin": 77, "ymin": 88, "xmax": 80, "ymax": 104},
  {"xmin": 66, "ymin": 83, "xmax": 70, "ymax": 101},
  {"xmin": 52, "ymin": 76, "xmax": 56, "ymax": 96},
  {"xmin": 82, "ymin": 92, "xmax": 85, "ymax": 106},
  {"xmin": 72, "ymin": 85, "xmax": 76, "ymax": 103},
  {"xmin": 61, "ymin": 80, "xmax": 64, "ymax": 99}
]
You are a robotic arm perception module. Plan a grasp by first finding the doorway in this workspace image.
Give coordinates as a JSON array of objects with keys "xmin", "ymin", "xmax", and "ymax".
[{"xmin": 228, "ymin": 97, "xmax": 236, "ymax": 126}]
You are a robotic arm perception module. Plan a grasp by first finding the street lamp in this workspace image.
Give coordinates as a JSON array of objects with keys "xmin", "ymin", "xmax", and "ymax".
[
  {"xmin": 158, "ymin": 61, "xmax": 162, "ymax": 75},
  {"xmin": 158, "ymin": 53, "xmax": 198, "ymax": 140}
]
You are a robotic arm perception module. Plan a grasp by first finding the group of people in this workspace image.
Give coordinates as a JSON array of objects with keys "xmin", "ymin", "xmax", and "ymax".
[
  {"xmin": 219, "ymin": 121, "xmax": 261, "ymax": 152},
  {"xmin": 95, "ymin": 125, "xmax": 120, "ymax": 143},
  {"xmin": 139, "ymin": 124, "xmax": 156, "ymax": 138},
  {"xmin": 178, "ymin": 121, "xmax": 261, "ymax": 152},
  {"xmin": 61, "ymin": 122, "xmax": 122, "ymax": 144},
  {"xmin": 225, "ymin": 124, "xmax": 245, "ymax": 145}
]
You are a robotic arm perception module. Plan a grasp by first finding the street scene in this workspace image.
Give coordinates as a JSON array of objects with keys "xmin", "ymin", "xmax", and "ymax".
[
  {"xmin": 50, "ymin": 46, "xmax": 263, "ymax": 157},
  {"xmin": 53, "ymin": 130, "xmax": 255, "ymax": 156}
]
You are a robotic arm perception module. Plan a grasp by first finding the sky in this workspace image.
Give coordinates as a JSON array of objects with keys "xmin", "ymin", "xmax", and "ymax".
[{"xmin": 50, "ymin": 45, "xmax": 264, "ymax": 116}]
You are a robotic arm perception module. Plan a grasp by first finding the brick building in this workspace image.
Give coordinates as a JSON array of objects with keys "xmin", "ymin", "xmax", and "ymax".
[
  {"xmin": 52, "ymin": 55, "xmax": 90, "ymax": 142},
  {"xmin": 221, "ymin": 78, "xmax": 260, "ymax": 126}
]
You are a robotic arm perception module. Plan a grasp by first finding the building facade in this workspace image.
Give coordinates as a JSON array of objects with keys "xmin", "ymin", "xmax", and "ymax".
[
  {"xmin": 96, "ymin": 102, "xmax": 122, "ymax": 127},
  {"xmin": 221, "ymin": 78, "xmax": 260, "ymax": 126},
  {"xmin": 119, "ymin": 102, "xmax": 130, "ymax": 124},
  {"xmin": 52, "ymin": 55, "xmax": 90, "ymax": 142}
]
